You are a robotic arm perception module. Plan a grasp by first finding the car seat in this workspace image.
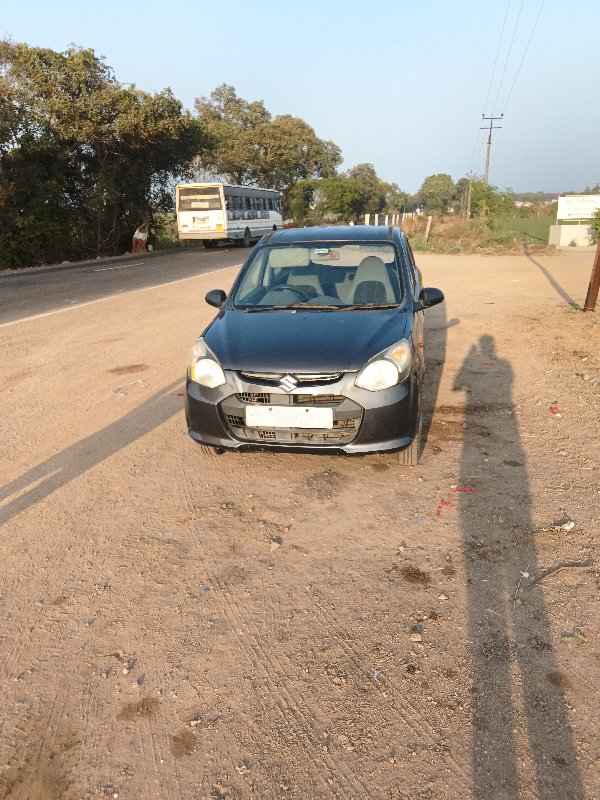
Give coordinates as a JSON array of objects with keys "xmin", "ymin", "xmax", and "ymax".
[{"xmin": 347, "ymin": 256, "xmax": 396, "ymax": 304}]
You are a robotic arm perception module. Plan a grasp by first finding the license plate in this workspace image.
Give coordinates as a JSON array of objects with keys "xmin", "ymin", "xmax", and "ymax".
[
  {"xmin": 192, "ymin": 215, "xmax": 209, "ymax": 229},
  {"xmin": 245, "ymin": 405, "xmax": 333, "ymax": 429}
]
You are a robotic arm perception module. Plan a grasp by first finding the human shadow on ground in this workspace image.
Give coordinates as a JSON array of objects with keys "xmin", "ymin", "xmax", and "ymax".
[
  {"xmin": 0, "ymin": 379, "xmax": 183, "ymax": 528},
  {"xmin": 453, "ymin": 335, "xmax": 584, "ymax": 799},
  {"xmin": 525, "ymin": 247, "xmax": 581, "ymax": 310}
]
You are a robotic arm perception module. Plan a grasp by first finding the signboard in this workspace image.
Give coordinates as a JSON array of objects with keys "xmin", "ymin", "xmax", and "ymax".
[{"xmin": 557, "ymin": 195, "xmax": 600, "ymax": 220}]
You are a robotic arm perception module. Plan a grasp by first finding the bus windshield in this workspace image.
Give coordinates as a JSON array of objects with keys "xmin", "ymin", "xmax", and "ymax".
[{"xmin": 178, "ymin": 187, "xmax": 222, "ymax": 211}]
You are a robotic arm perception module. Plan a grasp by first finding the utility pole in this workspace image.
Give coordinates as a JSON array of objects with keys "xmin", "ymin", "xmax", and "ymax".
[
  {"xmin": 583, "ymin": 242, "xmax": 600, "ymax": 312},
  {"xmin": 481, "ymin": 114, "xmax": 503, "ymax": 184},
  {"xmin": 466, "ymin": 170, "xmax": 474, "ymax": 218}
]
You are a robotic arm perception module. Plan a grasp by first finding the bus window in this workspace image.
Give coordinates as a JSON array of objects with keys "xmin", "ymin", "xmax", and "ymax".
[
  {"xmin": 178, "ymin": 187, "xmax": 222, "ymax": 211},
  {"xmin": 268, "ymin": 198, "xmax": 273, "ymax": 210}
]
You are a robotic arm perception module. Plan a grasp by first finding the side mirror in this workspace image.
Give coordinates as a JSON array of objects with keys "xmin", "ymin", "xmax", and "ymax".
[
  {"xmin": 415, "ymin": 287, "xmax": 444, "ymax": 311},
  {"xmin": 205, "ymin": 289, "xmax": 227, "ymax": 308}
]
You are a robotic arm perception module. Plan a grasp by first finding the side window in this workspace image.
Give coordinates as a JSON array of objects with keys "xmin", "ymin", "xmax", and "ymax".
[
  {"xmin": 404, "ymin": 241, "xmax": 416, "ymax": 295},
  {"xmin": 268, "ymin": 198, "xmax": 273, "ymax": 210},
  {"xmin": 244, "ymin": 197, "xmax": 251, "ymax": 210}
]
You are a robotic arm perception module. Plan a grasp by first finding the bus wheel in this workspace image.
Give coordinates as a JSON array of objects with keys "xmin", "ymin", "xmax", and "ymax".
[
  {"xmin": 203, "ymin": 240, "xmax": 217, "ymax": 249},
  {"xmin": 272, "ymin": 224, "xmax": 277, "ymax": 231},
  {"xmin": 243, "ymin": 228, "xmax": 251, "ymax": 248}
]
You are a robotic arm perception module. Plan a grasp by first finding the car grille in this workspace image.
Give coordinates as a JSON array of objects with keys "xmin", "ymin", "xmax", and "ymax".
[
  {"xmin": 236, "ymin": 392, "xmax": 345, "ymax": 406},
  {"xmin": 238, "ymin": 371, "xmax": 343, "ymax": 386},
  {"xmin": 220, "ymin": 391, "xmax": 362, "ymax": 445}
]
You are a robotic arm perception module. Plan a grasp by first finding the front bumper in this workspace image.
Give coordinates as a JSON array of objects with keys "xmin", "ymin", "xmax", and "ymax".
[{"xmin": 186, "ymin": 369, "xmax": 420, "ymax": 455}]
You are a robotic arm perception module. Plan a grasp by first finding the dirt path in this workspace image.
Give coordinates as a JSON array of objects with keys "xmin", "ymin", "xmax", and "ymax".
[{"xmin": 0, "ymin": 249, "xmax": 598, "ymax": 800}]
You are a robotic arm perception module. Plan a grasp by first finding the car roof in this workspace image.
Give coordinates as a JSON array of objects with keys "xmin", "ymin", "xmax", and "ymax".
[{"xmin": 265, "ymin": 225, "xmax": 405, "ymax": 245}]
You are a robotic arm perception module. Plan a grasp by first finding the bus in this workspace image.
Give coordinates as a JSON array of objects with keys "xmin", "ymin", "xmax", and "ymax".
[{"xmin": 176, "ymin": 183, "xmax": 283, "ymax": 248}]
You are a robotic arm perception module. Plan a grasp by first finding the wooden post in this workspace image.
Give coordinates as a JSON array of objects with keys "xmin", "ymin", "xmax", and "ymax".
[
  {"xmin": 374, "ymin": 214, "xmax": 379, "ymax": 227},
  {"xmin": 365, "ymin": 213, "xmax": 371, "ymax": 226},
  {"xmin": 424, "ymin": 216, "xmax": 433, "ymax": 244},
  {"xmin": 583, "ymin": 242, "xmax": 600, "ymax": 312}
]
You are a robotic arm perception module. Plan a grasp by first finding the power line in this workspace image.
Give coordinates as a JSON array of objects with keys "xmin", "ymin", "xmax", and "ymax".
[
  {"xmin": 466, "ymin": 2, "xmax": 510, "ymax": 176},
  {"xmin": 491, "ymin": 0, "xmax": 526, "ymax": 113},
  {"xmin": 483, "ymin": 0, "xmax": 511, "ymax": 114},
  {"xmin": 501, "ymin": 0, "xmax": 545, "ymax": 112}
]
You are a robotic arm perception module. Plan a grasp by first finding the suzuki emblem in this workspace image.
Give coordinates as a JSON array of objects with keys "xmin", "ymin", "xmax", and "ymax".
[{"xmin": 279, "ymin": 374, "xmax": 298, "ymax": 393}]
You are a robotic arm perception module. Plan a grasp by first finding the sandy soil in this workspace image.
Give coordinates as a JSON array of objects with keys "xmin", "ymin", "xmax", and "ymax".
[{"xmin": 0, "ymin": 248, "xmax": 598, "ymax": 800}]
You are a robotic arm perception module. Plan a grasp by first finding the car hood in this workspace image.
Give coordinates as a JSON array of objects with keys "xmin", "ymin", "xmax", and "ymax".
[{"xmin": 204, "ymin": 308, "xmax": 411, "ymax": 372}]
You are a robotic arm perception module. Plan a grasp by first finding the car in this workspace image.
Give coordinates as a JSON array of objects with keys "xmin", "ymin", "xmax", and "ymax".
[{"xmin": 185, "ymin": 225, "xmax": 444, "ymax": 464}]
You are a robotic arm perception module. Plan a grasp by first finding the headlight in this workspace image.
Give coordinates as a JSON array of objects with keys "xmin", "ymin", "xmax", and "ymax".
[
  {"xmin": 355, "ymin": 339, "xmax": 412, "ymax": 391},
  {"xmin": 188, "ymin": 338, "xmax": 226, "ymax": 388}
]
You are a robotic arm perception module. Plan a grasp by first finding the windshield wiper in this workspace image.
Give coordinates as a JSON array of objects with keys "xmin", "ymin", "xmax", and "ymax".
[
  {"xmin": 244, "ymin": 303, "xmax": 340, "ymax": 312},
  {"xmin": 339, "ymin": 303, "xmax": 400, "ymax": 311}
]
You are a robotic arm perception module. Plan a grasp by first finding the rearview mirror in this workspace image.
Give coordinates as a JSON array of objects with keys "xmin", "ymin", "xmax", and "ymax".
[
  {"xmin": 205, "ymin": 289, "xmax": 227, "ymax": 308},
  {"xmin": 415, "ymin": 287, "xmax": 444, "ymax": 311}
]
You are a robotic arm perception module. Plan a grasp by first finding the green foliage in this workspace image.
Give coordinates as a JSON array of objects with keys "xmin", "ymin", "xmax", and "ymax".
[
  {"xmin": 346, "ymin": 163, "xmax": 386, "ymax": 214},
  {"xmin": 286, "ymin": 179, "xmax": 317, "ymax": 225},
  {"xmin": 313, "ymin": 175, "xmax": 362, "ymax": 219},
  {"xmin": 589, "ymin": 208, "xmax": 600, "ymax": 244},
  {"xmin": 0, "ymin": 41, "xmax": 207, "ymax": 268},
  {"xmin": 418, "ymin": 173, "xmax": 456, "ymax": 214},
  {"xmin": 494, "ymin": 216, "xmax": 553, "ymax": 244},
  {"xmin": 469, "ymin": 179, "xmax": 515, "ymax": 221},
  {"xmin": 194, "ymin": 84, "xmax": 341, "ymax": 197}
]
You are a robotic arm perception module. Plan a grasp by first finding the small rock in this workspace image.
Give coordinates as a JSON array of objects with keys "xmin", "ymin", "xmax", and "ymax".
[
  {"xmin": 438, "ymin": 592, "xmax": 449, "ymax": 601},
  {"xmin": 409, "ymin": 633, "xmax": 423, "ymax": 643},
  {"xmin": 561, "ymin": 628, "xmax": 587, "ymax": 647}
]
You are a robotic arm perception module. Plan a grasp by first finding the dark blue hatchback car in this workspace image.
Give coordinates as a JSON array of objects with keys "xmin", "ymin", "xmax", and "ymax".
[{"xmin": 185, "ymin": 225, "xmax": 443, "ymax": 464}]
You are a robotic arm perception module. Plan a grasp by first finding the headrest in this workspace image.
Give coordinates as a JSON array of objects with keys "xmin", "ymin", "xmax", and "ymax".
[{"xmin": 356, "ymin": 256, "xmax": 388, "ymax": 275}]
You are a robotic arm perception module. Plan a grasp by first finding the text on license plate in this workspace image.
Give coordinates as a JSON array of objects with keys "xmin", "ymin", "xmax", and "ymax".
[{"xmin": 245, "ymin": 405, "xmax": 333, "ymax": 429}]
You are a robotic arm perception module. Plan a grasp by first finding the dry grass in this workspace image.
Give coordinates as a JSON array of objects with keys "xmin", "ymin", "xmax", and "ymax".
[{"xmin": 402, "ymin": 216, "xmax": 553, "ymax": 255}]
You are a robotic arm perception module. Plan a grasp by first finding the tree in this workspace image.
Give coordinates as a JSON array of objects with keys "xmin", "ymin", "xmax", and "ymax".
[
  {"xmin": 194, "ymin": 85, "xmax": 341, "ymax": 199},
  {"xmin": 469, "ymin": 180, "xmax": 515, "ymax": 219},
  {"xmin": 346, "ymin": 163, "xmax": 387, "ymax": 214},
  {"xmin": 313, "ymin": 175, "xmax": 362, "ymax": 219},
  {"xmin": 0, "ymin": 42, "xmax": 207, "ymax": 267},
  {"xmin": 193, "ymin": 84, "xmax": 270, "ymax": 185},
  {"xmin": 259, "ymin": 114, "xmax": 341, "ymax": 192},
  {"xmin": 418, "ymin": 173, "xmax": 456, "ymax": 214},
  {"xmin": 384, "ymin": 182, "xmax": 409, "ymax": 213},
  {"xmin": 286, "ymin": 178, "xmax": 317, "ymax": 225}
]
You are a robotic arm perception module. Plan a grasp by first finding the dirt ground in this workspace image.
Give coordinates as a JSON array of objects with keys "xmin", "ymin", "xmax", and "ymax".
[{"xmin": 0, "ymin": 248, "xmax": 598, "ymax": 800}]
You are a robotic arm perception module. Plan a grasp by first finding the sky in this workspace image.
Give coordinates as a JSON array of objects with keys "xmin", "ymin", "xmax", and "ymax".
[{"xmin": 2, "ymin": 0, "xmax": 599, "ymax": 194}]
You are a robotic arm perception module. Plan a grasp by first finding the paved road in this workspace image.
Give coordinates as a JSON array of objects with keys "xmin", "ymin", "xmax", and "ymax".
[{"xmin": 0, "ymin": 246, "xmax": 243, "ymax": 325}]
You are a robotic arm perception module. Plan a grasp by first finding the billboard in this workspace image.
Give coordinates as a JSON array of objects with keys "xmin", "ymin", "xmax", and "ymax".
[{"xmin": 557, "ymin": 195, "xmax": 600, "ymax": 220}]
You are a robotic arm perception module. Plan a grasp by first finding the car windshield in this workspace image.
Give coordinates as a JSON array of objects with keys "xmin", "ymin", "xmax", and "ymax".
[{"xmin": 232, "ymin": 243, "xmax": 404, "ymax": 309}]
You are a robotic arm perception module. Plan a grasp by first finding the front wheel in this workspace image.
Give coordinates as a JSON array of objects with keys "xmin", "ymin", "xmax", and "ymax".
[
  {"xmin": 200, "ymin": 444, "xmax": 225, "ymax": 457},
  {"xmin": 398, "ymin": 391, "xmax": 422, "ymax": 466}
]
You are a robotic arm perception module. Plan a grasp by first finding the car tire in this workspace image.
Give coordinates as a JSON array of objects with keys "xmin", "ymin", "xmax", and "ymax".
[
  {"xmin": 398, "ymin": 387, "xmax": 422, "ymax": 466},
  {"xmin": 200, "ymin": 444, "xmax": 224, "ymax": 457}
]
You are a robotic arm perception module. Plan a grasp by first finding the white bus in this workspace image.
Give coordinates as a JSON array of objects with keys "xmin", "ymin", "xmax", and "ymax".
[{"xmin": 176, "ymin": 183, "xmax": 283, "ymax": 248}]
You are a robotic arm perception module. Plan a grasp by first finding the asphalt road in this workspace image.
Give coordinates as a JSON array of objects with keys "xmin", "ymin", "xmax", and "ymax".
[{"xmin": 0, "ymin": 246, "xmax": 243, "ymax": 326}]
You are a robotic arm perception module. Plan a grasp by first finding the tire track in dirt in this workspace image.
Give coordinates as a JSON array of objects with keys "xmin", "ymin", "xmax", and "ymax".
[
  {"xmin": 307, "ymin": 589, "xmax": 471, "ymax": 790},
  {"xmin": 209, "ymin": 574, "xmax": 371, "ymax": 800},
  {"xmin": 175, "ymin": 453, "xmax": 373, "ymax": 798},
  {"xmin": 0, "ymin": 682, "xmax": 76, "ymax": 800}
]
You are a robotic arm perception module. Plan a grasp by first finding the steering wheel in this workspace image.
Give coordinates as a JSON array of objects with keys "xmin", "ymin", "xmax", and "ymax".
[{"xmin": 267, "ymin": 285, "xmax": 311, "ymax": 300}]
